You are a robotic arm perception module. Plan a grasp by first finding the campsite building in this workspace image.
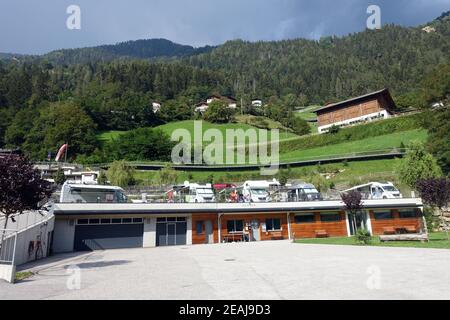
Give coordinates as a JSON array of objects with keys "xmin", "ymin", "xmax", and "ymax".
[{"xmin": 315, "ymin": 88, "xmax": 396, "ymax": 133}]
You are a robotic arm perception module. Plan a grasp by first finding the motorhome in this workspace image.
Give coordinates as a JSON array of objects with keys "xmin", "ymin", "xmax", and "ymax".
[
  {"xmin": 281, "ymin": 183, "xmax": 322, "ymax": 202},
  {"xmin": 344, "ymin": 182, "xmax": 402, "ymax": 199},
  {"xmin": 182, "ymin": 181, "xmax": 216, "ymax": 203},
  {"xmin": 60, "ymin": 182, "xmax": 128, "ymax": 203},
  {"xmin": 242, "ymin": 179, "xmax": 280, "ymax": 203}
]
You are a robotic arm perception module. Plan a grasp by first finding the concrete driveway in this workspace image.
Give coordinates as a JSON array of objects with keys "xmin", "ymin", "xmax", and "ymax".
[{"xmin": 1, "ymin": 241, "xmax": 449, "ymax": 300}]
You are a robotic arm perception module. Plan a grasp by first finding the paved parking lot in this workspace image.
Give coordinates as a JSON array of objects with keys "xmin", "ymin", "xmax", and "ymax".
[{"xmin": 1, "ymin": 240, "xmax": 450, "ymax": 300}]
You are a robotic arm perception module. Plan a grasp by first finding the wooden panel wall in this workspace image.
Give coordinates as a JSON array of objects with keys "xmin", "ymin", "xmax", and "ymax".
[
  {"xmin": 290, "ymin": 212, "xmax": 348, "ymax": 239},
  {"xmin": 191, "ymin": 213, "xmax": 219, "ymax": 245},
  {"xmin": 317, "ymin": 98, "xmax": 384, "ymax": 127},
  {"xmin": 370, "ymin": 209, "xmax": 423, "ymax": 236},
  {"xmin": 220, "ymin": 213, "xmax": 289, "ymax": 242}
]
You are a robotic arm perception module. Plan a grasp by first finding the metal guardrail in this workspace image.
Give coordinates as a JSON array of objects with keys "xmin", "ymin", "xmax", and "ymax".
[{"xmin": 33, "ymin": 149, "xmax": 406, "ymax": 172}]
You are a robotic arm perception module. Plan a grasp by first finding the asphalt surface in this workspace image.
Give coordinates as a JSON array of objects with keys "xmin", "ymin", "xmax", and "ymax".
[{"xmin": 1, "ymin": 240, "xmax": 449, "ymax": 300}]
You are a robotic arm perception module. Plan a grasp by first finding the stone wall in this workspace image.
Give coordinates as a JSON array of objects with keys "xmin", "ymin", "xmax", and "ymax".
[{"xmin": 432, "ymin": 207, "xmax": 450, "ymax": 232}]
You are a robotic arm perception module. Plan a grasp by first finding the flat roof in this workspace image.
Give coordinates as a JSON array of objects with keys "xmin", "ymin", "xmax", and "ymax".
[
  {"xmin": 54, "ymin": 198, "xmax": 423, "ymax": 216},
  {"xmin": 315, "ymin": 88, "xmax": 396, "ymax": 114}
]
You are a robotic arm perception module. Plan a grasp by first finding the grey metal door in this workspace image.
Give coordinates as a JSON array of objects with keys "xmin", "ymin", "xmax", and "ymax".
[
  {"xmin": 74, "ymin": 224, "xmax": 144, "ymax": 251},
  {"xmin": 156, "ymin": 219, "xmax": 187, "ymax": 247},
  {"xmin": 205, "ymin": 220, "xmax": 213, "ymax": 244},
  {"xmin": 167, "ymin": 223, "xmax": 176, "ymax": 246}
]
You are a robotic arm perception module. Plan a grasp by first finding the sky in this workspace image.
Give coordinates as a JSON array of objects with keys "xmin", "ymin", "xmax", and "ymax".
[{"xmin": 0, "ymin": 0, "xmax": 449, "ymax": 55}]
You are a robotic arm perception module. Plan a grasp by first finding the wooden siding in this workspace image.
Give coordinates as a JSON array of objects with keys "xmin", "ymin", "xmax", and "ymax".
[
  {"xmin": 317, "ymin": 97, "xmax": 389, "ymax": 127},
  {"xmin": 370, "ymin": 209, "xmax": 424, "ymax": 236},
  {"xmin": 191, "ymin": 213, "xmax": 219, "ymax": 245},
  {"xmin": 290, "ymin": 212, "xmax": 348, "ymax": 239},
  {"xmin": 220, "ymin": 213, "xmax": 289, "ymax": 242}
]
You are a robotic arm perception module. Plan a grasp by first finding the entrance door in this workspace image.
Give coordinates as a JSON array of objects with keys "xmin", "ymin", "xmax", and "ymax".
[
  {"xmin": 251, "ymin": 219, "xmax": 260, "ymax": 241},
  {"xmin": 167, "ymin": 223, "xmax": 176, "ymax": 246},
  {"xmin": 156, "ymin": 217, "xmax": 187, "ymax": 247},
  {"xmin": 205, "ymin": 220, "xmax": 214, "ymax": 244}
]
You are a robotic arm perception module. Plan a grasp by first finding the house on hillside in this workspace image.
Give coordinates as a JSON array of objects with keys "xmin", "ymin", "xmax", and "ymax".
[
  {"xmin": 195, "ymin": 95, "xmax": 237, "ymax": 113},
  {"xmin": 251, "ymin": 98, "xmax": 263, "ymax": 107},
  {"xmin": 152, "ymin": 102, "xmax": 162, "ymax": 113},
  {"xmin": 314, "ymin": 88, "xmax": 396, "ymax": 134}
]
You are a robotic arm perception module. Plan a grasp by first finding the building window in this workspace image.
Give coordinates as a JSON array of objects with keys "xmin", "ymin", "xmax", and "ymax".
[
  {"xmin": 77, "ymin": 219, "xmax": 89, "ymax": 225},
  {"xmin": 374, "ymin": 211, "xmax": 393, "ymax": 220},
  {"xmin": 295, "ymin": 214, "xmax": 315, "ymax": 224},
  {"xmin": 196, "ymin": 221, "xmax": 204, "ymax": 234},
  {"xmin": 227, "ymin": 220, "xmax": 244, "ymax": 233},
  {"xmin": 101, "ymin": 219, "xmax": 111, "ymax": 224},
  {"xmin": 399, "ymin": 209, "xmax": 419, "ymax": 219},
  {"xmin": 89, "ymin": 219, "xmax": 100, "ymax": 224},
  {"xmin": 320, "ymin": 213, "xmax": 341, "ymax": 222},
  {"xmin": 266, "ymin": 218, "xmax": 281, "ymax": 231},
  {"xmin": 132, "ymin": 218, "xmax": 143, "ymax": 223}
]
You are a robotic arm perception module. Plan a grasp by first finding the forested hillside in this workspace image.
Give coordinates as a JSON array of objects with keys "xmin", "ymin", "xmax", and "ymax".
[
  {"xmin": 188, "ymin": 24, "xmax": 450, "ymax": 104},
  {"xmin": 0, "ymin": 13, "xmax": 448, "ymax": 167},
  {"xmin": 41, "ymin": 39, "xmax": 214, "ymax": 65}
]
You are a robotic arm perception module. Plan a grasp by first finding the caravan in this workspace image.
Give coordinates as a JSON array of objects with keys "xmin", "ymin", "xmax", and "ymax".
[
  {"xmin": 281, "ymin": 183, "xmax": 322, "ymax": 202},
  {"xmin": 344, "ymin": 182, "xmax": 402, "ymax": 199},
  {"xmin": 242, "ymin": 179, "xmax": 280, "ymax": 203},
  {"xmin": 183, "ymin": 181, "xmax": 216, "ymax": 203},
  {"xmin": 60, "ymin": 182, "xmax": 128, "ymax": 203}
]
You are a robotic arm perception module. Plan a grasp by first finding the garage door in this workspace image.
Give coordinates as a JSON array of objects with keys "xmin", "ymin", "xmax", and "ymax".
[
  {"xmin": 156, "ymin": 217, "xmax": 187, "ymax": 246},
  {"xmin": 74, "ymin": 218, "xmax": 144, "ymax": 251}
]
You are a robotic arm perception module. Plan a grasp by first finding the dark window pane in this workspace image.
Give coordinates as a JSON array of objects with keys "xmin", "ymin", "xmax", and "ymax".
[
  {"xmin": 374, "ymin": 211, "xmax": 393, "ymax": 220},
  {"xmin": 100, "ymin": 219, "xmax": 111, "ymax": 224},
  {"xmin": 196, "ymin": 221, "xmax": 204, "ymax": 234},
  {"xmin": 266, "ymin": 219, "xmax": 273, "ymax": 231},
  {"xmin": 77, "ymin": 219, "xmax": 89, "ymax": 225},
  {"xmin": 157, "ymin": 217, "xmax": 166, "ymax": 222},
  {"xmin": 273, "ymin": 219, "xmax": 281, "ymax": 230},
  {"xmin": 227, "ymin": 220, "xmax": 234, "ymax": 232},
  {"xmin": 399, "ymin": 209, "xmax": 418, "ymax": 219},
  {"xmin": 177, "ymin": 217, "xmax": 186, "ymax": 222},
  {"xmin": 167, "ymin": 217, "xmax": 176, "ymax": 222},
  {"xmin": 111, "ymin": 218, "xmax": 122, "ymax": 224},
  {"xmin": 89, "ymin": 219, "xmax": 100, "ymax": 224},
  {"xmin": 122, "ymin": 218, "xmax": 132, "ymax": 223},
  {"xmin": 132, "ymin": 218, "xmax": 143, "ymax": 223},
  {"xmin": 235, "ymin": 220, "xmax": 244, "ymax": 232},
  {"xmin": 320, "ymin": 213, "xmax": 341, "ymax": 222},
  {"xmin": 295, "ymin": 214, "xmax": 315, "ymax": 223}
]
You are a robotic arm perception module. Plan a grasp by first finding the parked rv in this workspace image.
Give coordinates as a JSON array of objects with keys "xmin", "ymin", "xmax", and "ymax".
[
  {"xmin": 60, "ymin": 182, "xmax": 128, "ymax": 203},
  {"xmin": 344, "ymin": 182, "xmax": 402, "ymax": 199},
  {"xmin": 181, "ymin": 181, "xmax": 216, "ymax": 203},
  {"xmin": 242, "ymin": 179, "xmax": 280, "ymax": 203},
  {"xmin": 281, "ymin": 183, "xmax": 322, "ymax": 202}
]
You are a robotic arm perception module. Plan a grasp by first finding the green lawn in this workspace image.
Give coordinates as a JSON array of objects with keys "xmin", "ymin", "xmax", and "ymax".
[
  {"xmin": 279, "ymin": 129, "xmax": 427, "ymax": 162},
  {"xmin": 295, "ymin": 232, "xmax": 450, "ymax": 249},
  {"xmin": 295, "ymin": 106, "xmax": 320, "ymax": 121},
  {"xmin": 97, "ymin": 119, "xmax": 298, "ymax": 144}
]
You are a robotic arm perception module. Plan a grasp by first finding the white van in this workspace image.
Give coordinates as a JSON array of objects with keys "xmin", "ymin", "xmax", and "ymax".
[
  {"xmin": 183, "ymin": 181, "xmax": 216, "ymax": 203},
  {"xmin": 282, "ymin": 183, "xmax": 322, "ymax": 202},
  {"xmin": 344, "ymin": 182, "xmax": 402, "ymax": 199},
  {"xmin": 242, "ymin": 179, "xmax": 280, "ymax": 203}
]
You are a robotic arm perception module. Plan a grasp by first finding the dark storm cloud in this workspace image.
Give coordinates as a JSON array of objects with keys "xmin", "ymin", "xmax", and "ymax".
[{"xmin": 0, "ymin": 0, "xmax": 449, "ymax": 54}]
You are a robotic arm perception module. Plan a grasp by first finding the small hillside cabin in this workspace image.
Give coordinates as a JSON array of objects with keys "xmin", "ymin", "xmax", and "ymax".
[
  {"xmin": 195, "ymin": 95, "xmax": 237, "ymax": 113},
  {"xmin": 315, "ymin": 88, "xmax": 396, "ymax": 134}
]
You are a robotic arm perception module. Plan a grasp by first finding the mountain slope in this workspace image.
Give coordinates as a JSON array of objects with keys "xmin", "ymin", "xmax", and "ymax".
[
  {"xmin": 42, "ymin": 38, "xmax": 214, "ymax": 65},
  {"xmin": 187, "ymin": 23, "xmax": 450, "ymax": 103}
]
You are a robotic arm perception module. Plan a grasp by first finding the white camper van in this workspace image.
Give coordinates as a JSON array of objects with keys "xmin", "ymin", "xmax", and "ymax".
[
  {"xmin": 242, "ymin": 179, "xmax": 280, "ymax": 203},
  {"xmin": 183, "ymin": 181, "xmax": 216, "ymax": 203},
  {"xmin": 282, "ymin": 183, "xmax": 322, "ymax": 202},
  {"xmin": 60, "ymin": 182, "xmax": 128, "ymax": 203},
  {"xmin": 344, "ymin": 182, "xmax": 402, "ymax": 199}
]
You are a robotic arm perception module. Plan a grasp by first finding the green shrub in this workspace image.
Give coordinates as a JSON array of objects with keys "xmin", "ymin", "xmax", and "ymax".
[{"xmin": 355, "ymin": 228, "xmax": 372, "ymax": 245}]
